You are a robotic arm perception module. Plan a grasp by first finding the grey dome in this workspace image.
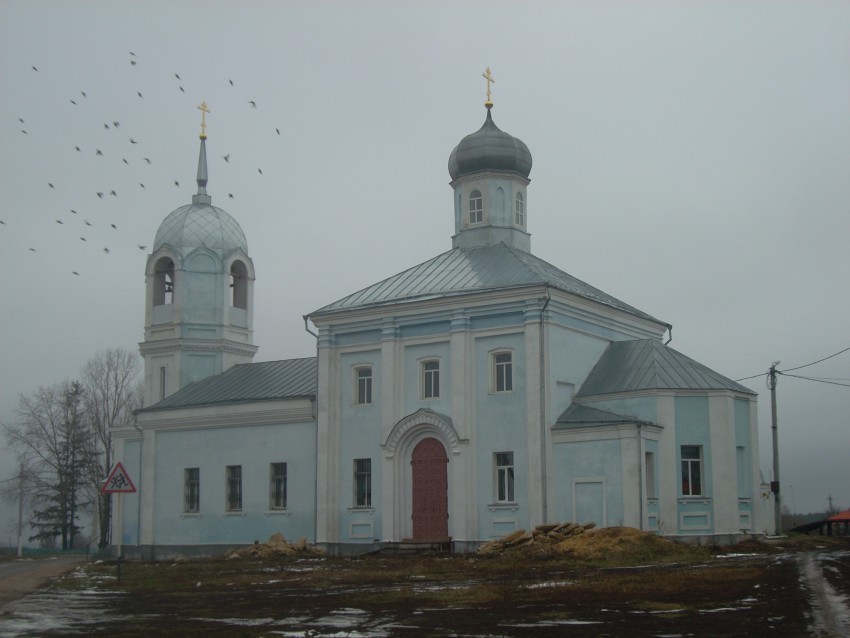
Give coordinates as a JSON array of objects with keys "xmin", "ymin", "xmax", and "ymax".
[
  {"xmin": 448, "ymin": 109, "xmax": 532, "ymax": 180},
  {"xmin": 154, "ymin": 203, "xmax": 248, "ymax": 257}
]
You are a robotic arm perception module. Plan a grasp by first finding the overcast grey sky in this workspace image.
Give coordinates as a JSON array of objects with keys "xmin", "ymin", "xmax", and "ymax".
[{"xmin": 1, "ymin": 1, "xmax": 848, "ymax": 534}]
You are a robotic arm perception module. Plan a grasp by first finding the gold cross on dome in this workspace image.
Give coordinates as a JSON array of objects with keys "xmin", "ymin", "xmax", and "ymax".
[
  {"xmin": 482, "ymin": 67, "xmax": 495, "ymax": 107},
  {"xmin": 197, "ymin": 101, "xmax": 211, "ymax": 139}
]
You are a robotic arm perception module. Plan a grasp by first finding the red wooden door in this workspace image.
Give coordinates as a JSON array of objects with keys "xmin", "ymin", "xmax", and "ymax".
[{"xmin": 411, "ymin": 438, "xmax": 448, "ymax": 540}]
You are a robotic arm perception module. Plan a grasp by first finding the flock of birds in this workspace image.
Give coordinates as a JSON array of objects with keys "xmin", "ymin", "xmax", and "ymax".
[{"xmin": 6, "ymin": 52, "xmax": 283, "ymax": 277}]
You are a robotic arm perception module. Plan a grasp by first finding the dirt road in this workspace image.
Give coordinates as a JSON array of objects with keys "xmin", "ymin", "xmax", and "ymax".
[{"xmin": 0, "ymin": 556, "xmax": 87, "ymax": 609}]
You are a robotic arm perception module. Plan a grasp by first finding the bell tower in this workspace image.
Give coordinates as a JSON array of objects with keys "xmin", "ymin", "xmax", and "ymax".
[{"xmin": 139, "ymin": 103, "xmax": 258, "ymax": 406}]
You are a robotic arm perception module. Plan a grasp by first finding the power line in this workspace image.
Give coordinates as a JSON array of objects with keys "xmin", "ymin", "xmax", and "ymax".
[
  {"xmin": 735, "ymin": 346, "xmax": 850, "ymax": 382},
  {"xmin": 779, "ymin": 373, "xmax": 850, "ymax": 388},
  {"xmin": 780, "ymin": 347, "xmax": 850, "ymax": 373}
]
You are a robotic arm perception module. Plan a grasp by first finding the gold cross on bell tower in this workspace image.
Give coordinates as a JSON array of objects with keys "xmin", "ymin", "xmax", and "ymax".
[
  {"xmin": 197, "ymin": 101, "xmax": 211, "ymax": 139},
  {"xmin": 482, "ymin": 67, "xmax": 495, "ymax": 109}
]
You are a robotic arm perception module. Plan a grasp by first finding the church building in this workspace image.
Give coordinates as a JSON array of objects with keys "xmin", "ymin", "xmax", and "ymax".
[{"xmin": 114, "ymin": 87, "xmax": 770, "ymax": 556}]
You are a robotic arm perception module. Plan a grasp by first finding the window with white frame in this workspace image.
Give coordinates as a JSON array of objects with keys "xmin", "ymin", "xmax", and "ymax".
[
  {"xmin": 270, "ymin": 462, "xmax": 287, "ymax": 510},
  {"xmin": 680, "ymin": 445, "xmax": 703, "ymax": 496},
  {"xmin": 495, "ymin": 452, "xmax": 515, "ymax": 502},
  {"xmin": 515, "ymin": 192, "xmax": 525, "ymax": 226},
  {"xmin": 469, "ymin": 190, "xmax": 483, "ymax": 224},
  {"xmin": 422, "ymin": 360, "xmax": 440, "ymax": 399},
  {"xmin": 184, "ymin": 467, "xmax": 200, "ymax": 513},
  {"xmin": 355, "ymin": 366, "xmax": 373, "ymax": 405},
  {"xmin": 354, "ymin": 458, "xmax": 372, "ymax": 508},
  {"xmin": 493, "ymin": 351, "xmax": 513, "ymax": 393},
  {"xmin": 226, "ymin": 465, "xmax": 242, "ymax": 511}
]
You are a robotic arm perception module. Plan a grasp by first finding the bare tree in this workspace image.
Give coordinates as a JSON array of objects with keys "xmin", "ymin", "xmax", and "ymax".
[
  {"xmin": 2, "ymin": 381, "xmax": 91, "ymax": 549},
  {"xmin": 81, "ymin": 348, "xmax": 141, "ymax": 548}
]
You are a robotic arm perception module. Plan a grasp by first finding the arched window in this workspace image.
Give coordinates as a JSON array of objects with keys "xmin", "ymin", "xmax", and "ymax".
[
  {"xmin": 469, "ymin": 190, "xmax": 483, "ymax": 224},
  {"xmin": 230, "ymin": 260, "xmax": 248, "ymax": 309},
  {"xmin": 153, "ymin": 257, "xmax": 175, "ymax": 306},
  {"xmin": 515, "ymin": 192, "xmax": 525, "ymax": 227}
]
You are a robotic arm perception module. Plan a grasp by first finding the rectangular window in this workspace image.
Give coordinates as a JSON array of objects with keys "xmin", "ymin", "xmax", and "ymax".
[
  {"xmin": 184, "ymin": 467, "xmax": 199, "ymax": 513},
  {"xmin": 270, "ymin": 462, "xmax": 287, "ymax": 510},
  {"xmin": 494, "ymin": 352, "xmax": 513, "ymax": 393},
  {"xmin": 495, "ymin": 452, "xmax": 515, "ymax": 502},
  {"xmin": 356, "ymin": 367, "xmax": 373, "ymax": 405},
  {"xmin": 645, "ymin": 452, "xmax": 656, "ymax": 499},
  {"xmin": 226, "ymin": 465, "xmax": 242, "ymax": 511},
  {"xmin": 681, "ymin": 445, "xmax": 703, "ymax": 496},
  {"xmin": 159, "ymin": 366, "xmax": 167, "ymax": 401},
  {"xmin": 354, "ymin": 458, "xmax": 372, "ymax": 508},
  {"xmin": 423, "ymin": 360, "xmax": 440, "ymax": 399},
  {"xmin": 469, "ymin": 190, "xmax": 483, "ymax": 224}
]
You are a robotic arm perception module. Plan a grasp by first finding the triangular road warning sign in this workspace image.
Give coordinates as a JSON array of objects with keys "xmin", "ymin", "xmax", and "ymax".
[{"xmin": 102, "ymin": 461, "xmax": 137, "ymax": 493}]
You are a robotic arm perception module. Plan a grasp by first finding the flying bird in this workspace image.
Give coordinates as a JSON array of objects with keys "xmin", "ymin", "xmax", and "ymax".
[
  {"xmin": 48, "ymin": 183, "xmax": 54, "ymax": 188},
  {"xmin": 20, "ymin": 130, "xmax": 27, "ymax": 134},
  {"xmin": 81, "ymin": 91, "xmax": 86, "ymax": 98},
  {"xmin": 143, "ymin": 157, "xmax": 151, "ymax": 164},
  {"xmin": 80, "ymin": 237, "xmax": 87, "ymax": 241},
  {"xmin": 229, "ymin": 79, "xmax": 234, "ymax": 86},
  {"xmin": 55, "ymin": 219, "xmax": 63, "ymax": 224},
  {"xmin": 137, "ymin": 91, "xmax": 143, "ymax": 98},
  {"xmin": 75, "ymin": 146, "xmax": 81, "ymax": 152},
  {"xmin": 0, "ymin": 220, "xmax": 5, "ymax": 225},
  {"xmin": 96, "ymin": 149, "xmax": 103, "ymax": 156},
  {"xmin": 113, "ymin": 121, "xmax": 120, "ymax": 128},
  {"xmin": 72, "ymin": 271, "xmax": 80, "ymax": 275},
  {"xmin": 130, "ymin": 138, "xmax": 138, "ymax": 144},
  {"xmin": 174, "ymin": 180, "xmax": 179, "ymax": 187},
  {"xmin": 129, "ymin": 51, "xmax": 136, "ymax": 56},
  {"xmin": 228, "ymin": 193, "xmax": 234, "ymax": 199},
  {"xmin": 103, "ymin": 247, "xmax": 110, "ymax": 254},
  {"xmin": 29, "ymin": 248, "xmax": 36, "ymax": 252},
  {"xmin": 110, "ymin": 190, "xmax": 117, "ymax": 196},
  {"xmin": 96, "ymin": 192, "xmax": 104, "ymax": 198},
  {"xmin": 276, "ymin": 128, "xmax": 280, "ymax": 135},
  {"xmin": 123, "ymin": 158, "xmax": 129, "ymax": 164},
  {"xmin": 175, "ymin": 73, "xmax": 181, "ymax": 80},
  {"xmin": 111, "ymin": 224, "xmax": 117, "ymax": 229},
  {"xmin": 179, "ymin": 86, "xmax": 185, "ymax": 93},
  {"xmin": 18, "ymin": 118, "xmax": 24, "ymax": 123},
  {"xmin": 222, "ymin": 154, "xmax": 230, "ymax": 162},
  {"xmin": 70, "ymin": 100, "xmax": 77, "ymax": 105},
  {"xmin": 130, "ymin": 60, "xmax": 136, "ymax": 66},
  {"xmin": 138, "ymin": 245, "xmax": 147, "ymax": 250},
  {"xmin": 104, "ymin": 123, "xmax": 109, "ymax": 129},
  {"xmin": 84, "ymin": 220, "xmax": 92, "ymax": 226},
  {"xmin": 140, "ymin": 183, "xmax": 145, "ymax": 189},
  {"xmin": 258, "ymin": 168, "xmax": 263, "ymax": 175},
  {"xmin": 70, "ymin": 210, "xmax": 78, "ymax": 214},
  {"xmin": 31, "ymin": 66, "xmax": 38, "ymax": 71},
  {"xmin": 248, "ymin": 101, "xmax": 257, "ymax": 108}
]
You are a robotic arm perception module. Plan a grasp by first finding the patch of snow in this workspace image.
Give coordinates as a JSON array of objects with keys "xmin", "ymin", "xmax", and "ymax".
[
  {"xmin": 524, "ymin": 580, "xmax": 576, "ymax": 589},
  {"xmin": 699, "ymin": 606, "xmax": 752, "ymax": 613},
  {"xmin": 505, "ymin": 619, "xmax": 602, "ymax": 627},
  {"xmin": 190, "ymin": 617, "xmax": 274, "ymax": 626}
]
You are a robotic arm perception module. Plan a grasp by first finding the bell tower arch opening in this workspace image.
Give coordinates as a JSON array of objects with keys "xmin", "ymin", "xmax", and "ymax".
[{"xmin": 153, "ymin": 257, "xmax": 174, "ymax": 306}]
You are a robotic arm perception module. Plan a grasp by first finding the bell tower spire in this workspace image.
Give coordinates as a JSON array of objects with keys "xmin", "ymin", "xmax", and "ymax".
[{"xmin": 194, "ymin": 101, "xmax": 211, "ymax": 205}]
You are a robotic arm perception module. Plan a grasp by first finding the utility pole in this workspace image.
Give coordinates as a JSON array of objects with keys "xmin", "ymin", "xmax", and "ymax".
[
  {"xmin": 768, "ymin": 362, "xmax": 781, "ymax": 535},
  {"xmin": 17, "ymin": 463, "xmax": 24, "ymax": 558}
]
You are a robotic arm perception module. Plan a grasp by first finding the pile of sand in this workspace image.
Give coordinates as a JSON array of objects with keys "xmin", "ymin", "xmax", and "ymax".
[
  {"xmin": 225, "ymin": 532, "xmax": 325, "ymax": 560},
  {"xmin": 478, "ymin": 524, "xmax": 681, "ymax": 560}
]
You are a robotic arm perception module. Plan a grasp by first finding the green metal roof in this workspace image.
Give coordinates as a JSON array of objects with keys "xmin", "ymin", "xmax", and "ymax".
[
  {"xmin": 140, "ymin": 357, "xmax": 317, "ymax": 412},
  {"xmin": 310, "ymin": 243, "xmax": 663, "ymax": 325},
  {"xmin": 576, "ymin": 340, "xmax": 755, "ymax": 397},
  {"xmin": 554, "ymin": 403, "xmax": 657, "ymax": 429}
]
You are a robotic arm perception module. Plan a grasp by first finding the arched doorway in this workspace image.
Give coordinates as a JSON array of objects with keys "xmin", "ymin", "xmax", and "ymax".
[{"xmin": 411, "ymin": 437, "xmax": 449, "ymax": 541}]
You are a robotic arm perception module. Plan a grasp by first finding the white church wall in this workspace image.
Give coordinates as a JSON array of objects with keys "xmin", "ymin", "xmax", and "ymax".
[{"xmin": 144, "ymin": 419, "xmax": 316, "ymax": 546}]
